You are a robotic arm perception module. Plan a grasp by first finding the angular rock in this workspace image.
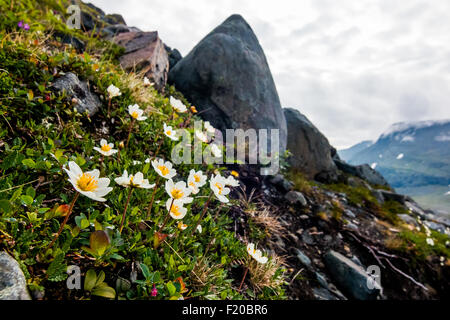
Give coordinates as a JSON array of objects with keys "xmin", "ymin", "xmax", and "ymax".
[
  {"xmin": 284, "ymin": 108, "xmax": 338, "ymax": 182},
  {"xmin": 285, "ymin": 191, "xmax": 307, "ymax": 206},
  {"xmin": 295, "ymin": 249, "xmax": 312, "ymax": 269},
  {"xmin": 313, "ymin": 287, "xmax": 339, "ymax": 300},
  {"xmin": 102, "ymin": 24, "xmax": 141, "ymax": 38},
  {"xmin": 335, "ymin": 159, "xmax": 389, "ymax": 187},
  {"xmin": 168, "ymin": 14, "xmax": 287, "ymax": 154},
  {"xmin": 344, "ymin": 209, "xmax": 356, "ymax": 219},
  {"xmin": 378, "ymin": 190, "xmax": 409, "ymax": 204},
  {"xmin": 0, "ymin": 252, "xmax": 31, "ymax": 300},
  {"xmin": 104, "ymin": 14, "xmax": 126, "ymax": 26},
  {"xmin": 424, "ymin": 220, "xmax": 447, "ymax": 234},
  {"xmin": 53, "ymin": 31, "xmax": 85, "ymax": 52},
  {"xmin": 51, "ymin": 72, "xmax": 101, "ymax": 116},
  {"xmin": 114, "ymin": 31, "xmax": 169, "ymax": 91},
  {"xmin": 268, "ymin": 174, "xmax": 294, "ymax": 193},
  {"xmin": 164, "ymin": 45, "xmax": 183, "ymax": 70},
  {"xmin": 398, "ymin": 214, "xmax": 419, "ymax": 227},
  {"xmin": 324, "ymin": 250, "xmax": 381, "ymax": 300}
]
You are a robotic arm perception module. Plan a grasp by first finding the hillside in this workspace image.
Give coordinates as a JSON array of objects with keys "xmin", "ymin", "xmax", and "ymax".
[
  {"xmin": 0, "ymin": 0, "xmax": 449, "ymax": 301},
  {"xmin": 339, "ymin": 120, "xmax": 450, "ymax": 215}
]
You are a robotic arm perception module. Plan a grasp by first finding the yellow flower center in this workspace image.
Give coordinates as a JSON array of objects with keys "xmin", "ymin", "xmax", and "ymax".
[
  {"xmin": 77, "ymin": 173, "xmax": 98, "ymax": 192},
  {"xmin": 101, "ymin": 144, "xmax": 112, "ymax": 152},
  {"xmin": 158, "ymin": 165, "xmax": 169, "ymax": 176},
  {"xmin": 171, "ymin": 188, "xmax": 184, "ymax": 199},
  {"xmin": 166, "ymin": 130, "xmax": 172, "ymax": 136},
  {"xmin": 171, "ymin": 204, "xmax": 182, "ymax": 217},
  {"xmin": 215, "ymin": 182, "xmax": 224, "ymax": 195},
  {"xmin": 131, "ymin": 111, "xmax": 139, "ymax": 119},
  {"xmin": 231, "ymin": 171, "xmax": 239, "ymax": 177},
  {"xmin": 194, "ymin": 174, "xmax": 201, "ymax": 183}
]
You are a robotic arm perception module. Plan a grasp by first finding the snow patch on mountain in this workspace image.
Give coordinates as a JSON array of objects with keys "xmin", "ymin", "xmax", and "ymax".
[
  {"xmin": 396, "ymin": 153, "xmax": 404, "ymax": 160},
  {"xmin": 435, "ymin": 133, "xmax": 450, "ymax": 142}
]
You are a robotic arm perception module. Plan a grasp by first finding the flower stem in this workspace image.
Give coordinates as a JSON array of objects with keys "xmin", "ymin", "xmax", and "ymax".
[
  {"xmin": 146, "ymin": 176, "xmax": 160, "ymax": 219},
  {"xmin": 126, "ymin": 118, "xmax": 135, "ymax": 149},
  {"xmin": 238, "ymin": 266, "xmax": 249, "ymax": 291},
  {"xmin": 152, "ymin": 133, "xmax": 164, "ymax": 160},
  {"xmin": 48, "ymin": 192, "xmax": 80, "ymax": 249},
  {"xmin": 157, "ymin": 198, "xmax": 174, "ymax": 233},
  {"xmin": 190, "ymin": 192, "xmax": 213, "ymax": 237},
  {"xmin": 107, "ymin": 97, "xmax": 112, "ymax": 117},
  {"xmin": 119, "ymin": 187, "xmax": 134, "ymax": 233}
]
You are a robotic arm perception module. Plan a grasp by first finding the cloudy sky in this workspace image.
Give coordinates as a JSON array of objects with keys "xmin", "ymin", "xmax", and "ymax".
[{"xmin": 91, "ymin": 0, "xmax": 450, "ymax": 148}]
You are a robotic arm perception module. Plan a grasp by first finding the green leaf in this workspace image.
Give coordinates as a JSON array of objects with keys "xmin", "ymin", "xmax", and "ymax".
[
  {"xmin": 47, "ymin": 251, "xmax": 67, "ymax": 282},
  {"xmin": 80, "ymin": 218, "xmax": 89, "ymax": 229},
  {"xmin": 0, "ymin": 200, "xmax": 12, "ymax": 213},
  {"xmin": 167, "ymin": 282, "xmax": 176, "ymax": 297},
  {"xmin": 92, "ymin": 286, "xmax": 116, "ymax": 299},
  {"xmin": 90, "ymin": 230, "xmax": 110, "ymax": 256},
  {"xmin": 25, "ymin": 186, "xmax": 35, "ymax": 199},
  {"xmin": 95, "ymin": 271, "xmax": 106, "ymax": 287},
  {"xmin": 20, "ymin": 195, "xmax": 34, "ymax": 206},
  {"xmin": 22, "ymin": 159, "xmax": 36, "ymax": 169},
  {"xmin": 140, "ymin": 263, "xmax": 150, "ymax": 280},
  {"xmin": 84, "ymin": 269, "xmax": 97, "ymax": 291}
]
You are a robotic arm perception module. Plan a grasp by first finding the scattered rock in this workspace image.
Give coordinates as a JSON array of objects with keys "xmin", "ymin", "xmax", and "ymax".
[
  {"xmin": 424, "ymin": 220, "xmax": 447, "ymax": 234},
  {"xmin": 371, "ymin": 189, "xmax": 385, "ymax": 204},
  {"xmin": 51, "ymin": 72, "xmax": 101, "ymax": 116},
  {"xmin": 378, "ymin": 190, "xmax": 409, "ymax": 204},
  {"xmin": 0, "ymin": 252, "xmax": 31, "ymax": 300},
  {"xmin": 346, "ymin": 222, "xmax": 359, "ymax": 231},
  {"xmin": 344, "ymin": 209, "xmax": 356, "ymax": 219},
  {"xmin": 301, "ymin": 232, "xmax": 315, "ymax": 245},
  {"xmin": 164, "ymin": 45, "xmax": 183, "ymax": 70},
  {"xmin": 295, "ymin": 249, "xmax": 312, "ymax": 269},
  {"xmin": 324, "ymin": 250, "xmax": 381, "ymax": 300},
  {"xmin": 285, "ymin": 191, "xmax": 307, "ymax": 206},
  {"xmin": 315, "ymin": 272, "xmax": 328, "ymax": 288},
  {"xmin": 168, "ymin": 14, "xmax": 287, "ymax": 154},
  {"xmin": 284, "ymin": 108, "xmax": 338, "ymax": 182},
  {"xmin": 398, "ymin": 214, "xmax": 419, "ymax": 227},
  {"xmin": 268, "ymin": 174, "xmax": 294, "ymax": 193},
  {"xmin": 312, "ymin": 287, "xmax": 339, "ymax": 300},
  {"xmin": 53, "ymin": 31, "xmax": 85, "ymax": 52},
  {"xmin": 114, "ymin": 31, "xmax": 169, "ymax": 91}
]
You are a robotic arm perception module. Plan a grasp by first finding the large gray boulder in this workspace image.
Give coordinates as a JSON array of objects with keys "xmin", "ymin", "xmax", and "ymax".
[
  {"xmin": 284, "ymin": 108, "xmax": 338, "ymax": 182},
  {"xmin": 0, "ymin": 252, "xmax": 31, "ymax": 300},
  {"xmin": 51, "ymin": 72, "xmax": 101, "ymax": 116},
  {"xmin": 324, "ymin": 250, "xmax": 381, "ymax": 300},
  {"xmin": 168, "ymin": 14, "xmax": 287, "ymax": 154}
]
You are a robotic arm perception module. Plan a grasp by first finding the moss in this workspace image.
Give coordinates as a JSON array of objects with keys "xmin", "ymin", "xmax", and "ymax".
[
  {"xmin": 326, "ymin": 183, "xmax": 377, "ymax": 207},
  {"xmin": 285, "ymin": 169, "xmax": 313, "ymax": 195}
]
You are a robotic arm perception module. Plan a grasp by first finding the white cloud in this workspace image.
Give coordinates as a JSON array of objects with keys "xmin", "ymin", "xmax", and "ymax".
[{"xmin": 90, "ymin": 0, "xmax": 450, "ymax": 148}]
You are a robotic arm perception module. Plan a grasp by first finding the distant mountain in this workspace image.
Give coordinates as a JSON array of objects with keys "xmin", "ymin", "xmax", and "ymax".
[
  {"xmin": 338, "ymin": 120, "xmax": 450, "ymax": 214},
  {"xmin": 339, "ymin": 140, "xmax": 373, "ymax": 161}
]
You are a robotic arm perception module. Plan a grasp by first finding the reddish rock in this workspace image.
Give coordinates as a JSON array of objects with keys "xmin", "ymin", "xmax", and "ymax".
[{"xmin": 114, "ymin": 31, "xmax": 169, "ymax": 91}]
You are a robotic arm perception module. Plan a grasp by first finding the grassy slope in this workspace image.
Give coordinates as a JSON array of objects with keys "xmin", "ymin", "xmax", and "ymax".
[{"xmin": 0, "ymin": 0, "xmax": 285, "ymax": 300}]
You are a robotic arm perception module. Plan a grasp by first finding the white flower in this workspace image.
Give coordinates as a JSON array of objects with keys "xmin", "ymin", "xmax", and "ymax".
[
  {"xmin": 163, "ymin": 123, "xmax": 179, "ymax": 141},
  {"xmin": 196, "ymin": 225, "xmax": 202, "ymax": 233},
  {"xmin": 195, "ymin": 130, "xmax": 209, "ymax": 143},
  {"xmin": 187, "ymin": 169, "xmax": 207, "ymax": 194},
  {"xmin": 152, "ymin": 158, "xmax": 177, "ymax": 179},
  {"xmin": 246, "ymin": 243, "xmax": 268, "ymax": 264},
  {"xmin": 170, "ymin": 96, "xmax": 187, "ymax": 113},
  {"xmin": 210, "ymin": 174, "xmax": 230, "ymax": 203},
  {"xmin": 178, "ymin": 221, "xmax": 188, "ymax": 230},
  {"xmin": 128, "ymin": 104, "xmax": 147, "ymax": 121},
  {"xmin": 114, "ymin": 170, "xmax": 155, "ymax": 189},
  {"xmin": 132, "ymin": 160, "xmax": 142, "ymax": 165},
  {"xmin": 204, "ymin": 121, "xmax": 215, "ymax": 133},
  {"xmin": 225, "ymin": 175, "xmax": 240, "ymax": 187},
  {"xmin": 64, "ymin": 161, "xmax": 113, "ymax": 202},
  {"xmin": 166, "ymin": 198, "xmax": 187, "ymax": 220},
  {"xmin": 93, "ymin": 139, "xmax": 118, "ymax": 156},
  {"xmin": 210, "ymin": 144, "xmax": 222, "ymax": 158},
  {"xmin": 165, "ymin": 179, "xmax": 193, "ymax": 204},
  {"xmin": 426, "ymin": 238, "xmax": 435, "ymax": 246},
  {"xmin": 144, "ymin": 158, "xmax": 151, "ymax": 163},
  {"xmin": 143, "ymin": 77, "xmax": 153, "ymax": 87},
  {"xmin": 107, "ymin": 84, "xmax": 121, "ymax": 98}
]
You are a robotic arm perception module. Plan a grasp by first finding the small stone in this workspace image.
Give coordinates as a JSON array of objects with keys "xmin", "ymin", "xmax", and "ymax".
[
  {"xmin": 285, "ymin": 191, "xmax": 307, "ymax": 206},
  {"xmin": 315, "ymin": 272, "xmax": 328, "ymax": 288},
  {"xmin": 295, "ymin": 249, "xmax": 312, "ymax": 268},
  {"xmin": 344, "ymin": 209, "xmax": 356, "ymax": 219}
]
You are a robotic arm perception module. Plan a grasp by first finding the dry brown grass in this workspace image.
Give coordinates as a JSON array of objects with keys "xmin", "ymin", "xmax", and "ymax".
[
  {"xmin": 119, "ymin": 70, "xmax": 160, "ymax": 114},
  {"xmin": 247, "ymin": 254, "xmax": 286, "ymax": 293},
  {"xmin": 190, "ymin": 257, "xmax": 223, "ymax": 293}
]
